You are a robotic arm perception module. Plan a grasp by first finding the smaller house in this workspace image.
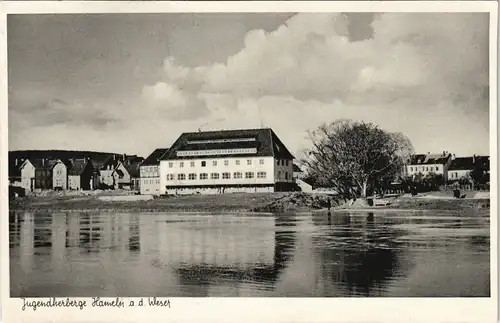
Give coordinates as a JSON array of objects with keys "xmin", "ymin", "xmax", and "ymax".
[
  {"xmin": 68, "ymin": 159, "xmax": 95, "ymax": 190},
  {"xmin": 89, "ymin": 154, "xmax": 113, "ymax": 189},
  {"xmin": 448, "ymin": 155, "xmax": 490, "ymax": 184},
  {"xmin": 447, "ymin": 157, "xmax": 474, "ymax": 181},
  {"xmin": 406, "ymin": 152, "xmax": 453, "ymax": 181},
  {"xmin": 19, "ymin": 159, "xmax": 36, "ymax": 192},
  {"xmin": 98, "ymin": 156, "xmax": 131, "ymax": 189},
  {"xmin": 33, "ymin": 159, "xmax": 68, "ymax": 190},
  {"xmin": 125, "ymin": 161, "xmax": 141, "ymax": 191},
  {"xmin": 140, "ymin": 148, "xmax": 169, "ymax": 195},
  {"xmin": 115, "ymin": 161, "xmax": 131, "ymax": 189}
]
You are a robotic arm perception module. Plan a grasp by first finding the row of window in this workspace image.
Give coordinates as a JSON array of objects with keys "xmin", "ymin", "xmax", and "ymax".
[
  {"xmin": 168, "ymin": 159, "xmax": 268, "ymax": 168},
  {"xmin": 408, "ymin": 166, "xmax": 440, "ymax": 172},
  {"xmin": 142, "ymin": 178, "xmax": 160, "ymax": 185},
  {"xmin": 36, "ymin": 170, "xmax": 61, "ymax": 176},
  {"xmin": 141, "ymin": 166, "xmax": 159, "ymax": 176},
  {"xmin": 166, "ymin": 171, "xmax": 268, "ymax": 181},
  {"xmin": 176, "ymin": 148, "xmax": 257, "ymax": 157},
  {"xmin": 187, "ymin": 138, "xmax": 256, "ymax": 145},
  {"xmin": 277, "ymin": 159, "xmax": 289, "ymax": 167}
]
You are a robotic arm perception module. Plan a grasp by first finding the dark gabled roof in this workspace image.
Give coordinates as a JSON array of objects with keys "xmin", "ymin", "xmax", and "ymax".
[
  {"xmin": 90, "ymin": 155, "xmax": 113, "ymax": 171},
  {"xmin": 160, "ymin": 128, "xmax": 294, "ymax": 161},
  {"xmin": 9, "ymin": 157, "xmax": 34, "ymax": 177},
  {"xmin": 125, "ymin": 161, "xmax": 141, "ymax": 178},
  {"xmin": 68, "ymin": 159, "xmax": 93, "ymax": 176},
  {"xmin": 409, "ymin": 153, "xmax": 451, "ymax": 165},
  {"xmin": 141, "ymin": 148, "xmax": 169, "ymax": 166},
  {"xmin": 100, "ymin": 156, "xmax": 122, "ymax": 170},
  {"xmin": 448, "ymin": 157, "xmax": 474, "ymax": 171},
  {"xmin": 32, "ymin": 158, "xmax": 64, "ymax": 170}
]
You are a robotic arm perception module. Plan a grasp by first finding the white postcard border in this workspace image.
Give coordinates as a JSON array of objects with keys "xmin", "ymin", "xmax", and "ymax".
[{"xmin": 0, "ymin": 2, "xmax": 498, "ymax": 323}]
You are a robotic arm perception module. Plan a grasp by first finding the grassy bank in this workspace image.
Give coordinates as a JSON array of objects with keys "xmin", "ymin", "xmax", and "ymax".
[{"xmin": 9, "ymin": 191, "xmax": 490, "ymax": 213}]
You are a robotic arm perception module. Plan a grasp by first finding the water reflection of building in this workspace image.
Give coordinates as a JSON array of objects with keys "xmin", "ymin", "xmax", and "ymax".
[
  {"xmin": 11, "ymin": 212, "xmax": 297, "ymax": 295},
  {"xmin": 171, "ymin": 214, "xmax": 297, "ymax": 287},
  {"xmin": 9, "ymin": 212, "xmax": 22, "ymax": 248}
]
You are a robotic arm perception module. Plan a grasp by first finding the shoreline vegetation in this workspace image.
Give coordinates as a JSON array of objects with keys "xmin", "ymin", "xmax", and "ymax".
[{"xmin": 9, "ymin": 190, "xmax": 490, "ymax": 214}]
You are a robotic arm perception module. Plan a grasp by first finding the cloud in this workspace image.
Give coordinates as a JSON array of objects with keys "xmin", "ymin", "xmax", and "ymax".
[
  {"xmin": 146, "ymin": 12, "xmax": 487, "ymax": 107},
  {"xmin": 9, "ymin": 91, "xmax": 120, "ymax": 132},
  {"xmin": 10, "ymin": 13, "xmax": 490, "ymax": 157},
  {"xmin": 141, "ymin": 81, "xmax": 210, "ymax": 121},
  {"xmin": 137, "ymin": 12, "xmax": 489, "ymax": 156}
]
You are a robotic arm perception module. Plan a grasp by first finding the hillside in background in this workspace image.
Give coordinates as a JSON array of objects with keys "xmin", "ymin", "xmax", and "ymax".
[{"xmin": 9, "ymin": 150, "xmax": 144, "ymax": 167}]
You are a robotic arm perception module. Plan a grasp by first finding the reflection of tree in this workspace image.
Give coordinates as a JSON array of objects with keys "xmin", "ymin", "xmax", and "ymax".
[
  {"xmin": 174, "ymin": 214, "xmax": 297, "ymax": 291},
  {"xmin": 313, "ymin": 213, "xmax": 408, "ymax": 297}
]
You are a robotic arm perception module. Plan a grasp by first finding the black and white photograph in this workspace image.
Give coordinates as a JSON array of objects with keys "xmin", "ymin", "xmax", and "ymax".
[{"xmin": 1, "ymin": 1, "xmax": 498, "ymax": 322}]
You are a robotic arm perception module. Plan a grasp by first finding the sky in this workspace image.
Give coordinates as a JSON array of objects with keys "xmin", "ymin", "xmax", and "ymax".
[{"xmin": 8, "ymin": 12, "xmax": 490, "ymax": 158}]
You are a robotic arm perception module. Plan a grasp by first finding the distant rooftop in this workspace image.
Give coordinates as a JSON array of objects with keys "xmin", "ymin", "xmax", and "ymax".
[
  {"xmin": 141, "ymin": 148, "xmax": 170, "ymax": 166},
  {"xmin": 409, "ymin": 153, "xmax": 452, "ymax": 165}
]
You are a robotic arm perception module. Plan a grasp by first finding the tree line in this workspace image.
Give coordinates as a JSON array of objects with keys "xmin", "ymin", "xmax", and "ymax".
[{"xmin": 300, "ymin": 119, "xmax": 489, "ymax": 200}]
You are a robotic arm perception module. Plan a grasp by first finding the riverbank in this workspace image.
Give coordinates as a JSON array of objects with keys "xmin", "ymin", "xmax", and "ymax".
[{"xmin": 9, "ymin": 190, "xmax": 491, "ymax": 213}]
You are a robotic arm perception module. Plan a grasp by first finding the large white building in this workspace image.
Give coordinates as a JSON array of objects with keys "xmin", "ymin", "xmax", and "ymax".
[{"xmin": 159, "ymin": 128, "xmax": 296, "ymax": 195}]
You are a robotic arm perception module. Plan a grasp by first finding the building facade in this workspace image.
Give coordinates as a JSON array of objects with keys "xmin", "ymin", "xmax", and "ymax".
[
  {"xmin": 19, "ymin": 160, "xmax": 36, "ymax": 192},
  {"xmin": 115, "ymin": 162, "xmax": 131, "ymax": 189},
  {"xmin": 405, "ymin": 152, "xmax": 453, "ymax": 181},
  {"xmin": 447, "ymin": 155, "xmax": 490, "ymax": 183},
  {"xmin": 125, "ymin": 161, "xmax": 141, "ymax": 191},
  {"xmin": 33, "ymin": 159, "xmax": 68, "ymax": 190},
  {"xmin": 68, "ymin": 159, "xmax": 95, "ymax": 190},
  {"xmin": 140, "ymin": 148, "xmax": 169, "ymax": 195},
  {"xmin": 98, "ymin": 157, "xmax": 130, "ymax": 189},
  {"xmin": 99, "ymin": 169, "xmax": 119, "ymax": 189},
  {"xmin": 159, "ymin": 128, "xmax": 296, "ymax": 195},
  {"xmin": 9, "ymin": 159, "xmax": 36, "ymax": 192},
  {"xmin": 52, "ymin": 160, "xmax": 68, "ymax": 190}
]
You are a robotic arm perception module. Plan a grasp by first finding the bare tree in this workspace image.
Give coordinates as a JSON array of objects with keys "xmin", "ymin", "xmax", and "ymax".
[{"xmin": 301, "ymin": 119, "xmax": 414, "ymax": 199}]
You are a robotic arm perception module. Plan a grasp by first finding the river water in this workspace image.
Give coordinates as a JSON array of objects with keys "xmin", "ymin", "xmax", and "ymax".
[{"xmin": 9, "ymin": 210, "xmax": 490, "ymax": 297}]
